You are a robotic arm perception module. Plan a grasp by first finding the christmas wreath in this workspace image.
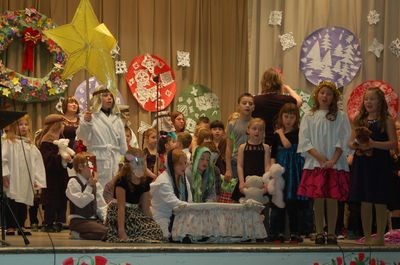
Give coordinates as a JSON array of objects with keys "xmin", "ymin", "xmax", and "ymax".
[{"xmin": 0, "ymin": 8, "xmax": 70, "ymax": 103}]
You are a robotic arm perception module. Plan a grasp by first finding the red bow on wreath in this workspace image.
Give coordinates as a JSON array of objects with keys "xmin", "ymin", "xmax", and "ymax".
[{"xmin": 22, "ymin": 27, "xmax": 41, "ymax": 72}]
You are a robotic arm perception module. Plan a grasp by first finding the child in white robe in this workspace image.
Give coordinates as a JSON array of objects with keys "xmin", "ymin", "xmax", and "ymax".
[
  {"xmin": 2, "ymin": 115, "xmax": 46, "ymax": 235},
  {"xmin": 76, "ymin": 86, "xmax": 128, "ymax": 188}
]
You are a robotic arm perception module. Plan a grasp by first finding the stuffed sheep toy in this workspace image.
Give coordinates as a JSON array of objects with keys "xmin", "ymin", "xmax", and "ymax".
[
  {"xmin": 239, "ymin": 175, "xmax": 269, "ymax": 204},
  {"xmin": 262, "ymin": 163, "xmax": 285, "ymax": 208},
  {"xmin": 53, "ymin": 138, "xmax": 75, "ymax": 168}
]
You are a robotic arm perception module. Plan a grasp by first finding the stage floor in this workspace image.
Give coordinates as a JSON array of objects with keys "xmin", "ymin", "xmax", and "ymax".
[
  {"xmin": 1, "ymin": 230, "xmax": 399, "ymax": 253},
  {"xmin": 1, "ymin": 231, "xmax": 399, "ymax": 265}
]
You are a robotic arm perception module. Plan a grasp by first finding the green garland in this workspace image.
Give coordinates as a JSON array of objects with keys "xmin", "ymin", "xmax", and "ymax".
[{"xmin": 0, "ymin": 8, "xmax": 70, "ymax": 103}]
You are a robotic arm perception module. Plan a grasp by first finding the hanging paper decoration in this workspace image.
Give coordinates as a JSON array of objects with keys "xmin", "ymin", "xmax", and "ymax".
[
  {"xmin": 115, "ymin": 60, "xmax": 127, "ymax": 74},
  {"xmin": 125, "ymin": 54, "xmax": 176, "ymax": 112},
  {"xmin": 268, "ymin": 11, "xmax": 282, "ymax": 26},
  {"xmin": 389, "ymin": 38, "xmax": 400, "ymax": 58},
  {"xmin": 279, "ymin": 32, "xmax": 296, "ymax": 51},
  {"xmin": 177, "ymin": 50, "xmax": 190, "ymax": 67},
  {"xmin": 347, "ymin": 80, "xmax": 398, "ymax": 121},
  {"xmin": 368, "ymin": 38, "xmax": 384, "ymax": 58},
  {"xmin": 0, "ymin": 8, "xmax": 69, "ymax": 102},
  {"xmin": 367, "ymin": 10, "xmax": 380, "ymax": 25},
  {"xmin": 295, "ymin": 89, "xmax": 314, "ymax": 118},
  {"xmin": 300, "ymin": 26, "xmax": 362, "ymax": 88},
  {"xmin": 74, "ymin": 77, "xmax": 125, "ymax": 112},
  {"xmin": 177, "ymin": 84, "xmax": 220, "ymax": 133},
  {"xmin": 112, "ymin": 43, "xmax": 127, "ymax": 74}
]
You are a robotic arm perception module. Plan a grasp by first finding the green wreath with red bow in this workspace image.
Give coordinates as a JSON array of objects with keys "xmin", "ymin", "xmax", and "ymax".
[{"xmin": 0, "ymin": 8, "xmax": 70, "ymax": 103}]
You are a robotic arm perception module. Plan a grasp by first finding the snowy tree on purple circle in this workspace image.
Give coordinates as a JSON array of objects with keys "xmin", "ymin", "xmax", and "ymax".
[{"xmin": 300, "ymin": 27, "xmax": 362, "ymax": 88}]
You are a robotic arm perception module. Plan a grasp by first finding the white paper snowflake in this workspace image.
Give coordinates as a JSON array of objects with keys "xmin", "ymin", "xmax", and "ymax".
[
  {"xmin": 367, "ymin": 10, "xmax": 380, "ymax": 25},
  {"xmin": 268, "ymin": 11, "xmax": 282, "ymax": 26},
  {"xmin": 368, "ymin": 38, "xmax": 384, "ymax": 58},
  {"xmin": 389, "ymin": 38, "xmax": 400, "ymax": 58},
  {"xmin": 279, "ymin": 32, "xmax": 296, "ymax": 51},
  {"xmin": 177, "ymin": 50, "xmax": 190, "ymax": 67},
  {"xmin": 111, "ymin": 44, "xmax": 120, "ymax": 58},
  {"xmin": 115, "ymin": 60, "xmax": 127, "ymax": 74}
]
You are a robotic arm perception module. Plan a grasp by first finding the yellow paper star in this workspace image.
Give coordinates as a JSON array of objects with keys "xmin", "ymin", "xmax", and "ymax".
[
  {"xmin": 43, "ymin": 0, "xmax": 117, "ymax": 93},
  {"xmin": 48, "ymin": 87, "xmax": 56, "ymax": 95},
  {"xmin": 12, "ymin": 77, "xmax": 20, "ymax": 85},
  {"xmin": 2, "ymin": 88, "xmax": 11, "ymax": 97}
]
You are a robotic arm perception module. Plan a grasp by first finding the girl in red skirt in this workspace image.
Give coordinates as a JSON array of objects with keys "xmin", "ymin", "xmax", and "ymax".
[{"xmin": 297, "ymin": 81, "xmax": 351, "ymax": 245}]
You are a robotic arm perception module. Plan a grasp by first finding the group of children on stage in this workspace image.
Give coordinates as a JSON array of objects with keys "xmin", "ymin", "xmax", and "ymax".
[{"xmin": 2, "ymin": 74, "xmax": 399, "ymax": 246}]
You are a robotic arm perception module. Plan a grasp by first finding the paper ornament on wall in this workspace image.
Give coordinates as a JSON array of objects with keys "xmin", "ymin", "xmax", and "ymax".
[
  {"xmin": 115, "ymin": 60, "xmax": 127, "ymax": 74},
  {"xmin": 279, "ymin": 32, "xmax": 296, "ymax": 51},
  {"xmin": 347, "ymin": 80, "xmax": 398, "ymax": 121},
  {"xmin": 295, "ymin": 89, "xmax": 313, "ymax": 118},
  {"xmin": 125, "ymin": 54, "xmax": 176, "ymax": 112},
  {"xmin": 176, "ymin": 84, "xmax": 220, "ymax": 133},
  {"xmin": 177, "ymin": 50, "xmax": 190, "ymax": 67},
  {"xmin": 268, "ymin": 11, "xmax": 282, "ymax": 26},
  {"xmin": 74, "ymin": 77, "xmax": 125, "ymax": 112},
  {"xmin": 300, "ymin": 26, "xmax": 362, "ymax": 88},
  {"xmin": 389, "ymin": 38, "xmax": 400, "ymax": 58},
  {"xmin": 367, "ymin": 10, "xmax": 380, "ymax": 25},
  {"xmin": 368, "ymin": 38, "xmax": 384, "ymax": 58}
]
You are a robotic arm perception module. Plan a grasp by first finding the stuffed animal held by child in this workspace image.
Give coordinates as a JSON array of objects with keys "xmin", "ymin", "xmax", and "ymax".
[
  {"xmin": 353, "ymin": 126, "xmax": 373, "ymax": 156},
  {"xmin": 53, "ymin": 138, "xmax": 76, "ymax": 168},
  {"xmin": 263, "ymin": 163, "xmax": 285, "ymax": 208},
  {"xmin": 239, "ymin": 175, "xmax": 269, "ymax": 205}
]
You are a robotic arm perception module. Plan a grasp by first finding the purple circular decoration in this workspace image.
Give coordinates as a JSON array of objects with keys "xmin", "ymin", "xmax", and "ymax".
[
  {"xmin": 74, "ymin": 77, "xmax": 125, "ymax": 112},
  {"xmin": 300, "ymin": 27, "xmax": 362, "ymax": 88}
]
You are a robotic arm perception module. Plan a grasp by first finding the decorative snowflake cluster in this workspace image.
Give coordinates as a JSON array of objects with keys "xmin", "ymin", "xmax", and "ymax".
[
  {"xmin": 268, "ymin": 11, "xmax": 282, "ymax": 26},
  {"xmin": 389, "ymin": 38, "xmax": 400, "ymax": 58},
  {"xmin": 368, "ymin": 38, "xmax": 384, "ymax": 58},
  {"xmin": 367, "ymin": 10, "xmax": 380, "ymax": 25},
  {"xmin": 177, "ymin": 50, "xmax": 190, "ymax": 67},
  {"xmin": 115, "ymin": 60, "xmax": 127, "ymax": 74},
  {"xmin": 279, "ymin": 32, "xmax": 296, "ymax": 51}
]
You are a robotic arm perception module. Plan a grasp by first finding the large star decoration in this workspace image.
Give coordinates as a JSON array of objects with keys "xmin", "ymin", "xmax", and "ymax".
[
  {"xmin": 43, "ymin": 0, "xmax": 117, "ymax": 92},
  {"xmin": 368, "ymin": 38, "xmax": 384, "ymax": 58}
]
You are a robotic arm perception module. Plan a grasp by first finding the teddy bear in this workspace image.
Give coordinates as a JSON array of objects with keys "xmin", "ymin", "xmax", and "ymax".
[
  {"xmin": 262, "ymin": 163, "xmax": 285, "ymax": 208},
  {"xmin": 239, "ymin": 175, "xmax": 269, "ymax": 205},
  {"xmin": 53, "ymin": 138, "xmax": 76, "ymax": 168},
  {"xmin": 353, "ymin": 126, "xmax": 373, "ymax": 156}
]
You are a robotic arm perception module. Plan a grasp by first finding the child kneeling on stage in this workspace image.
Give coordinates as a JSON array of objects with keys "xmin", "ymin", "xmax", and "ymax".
[{"xmin": 66, "ymin": 152, "xmax": 108, "ymax": 240}]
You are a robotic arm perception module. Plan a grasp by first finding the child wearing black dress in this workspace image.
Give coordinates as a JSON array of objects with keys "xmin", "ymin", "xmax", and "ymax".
[{"xmin": 349, "ymin": 87, "xmax": 397, "ymax": 245}]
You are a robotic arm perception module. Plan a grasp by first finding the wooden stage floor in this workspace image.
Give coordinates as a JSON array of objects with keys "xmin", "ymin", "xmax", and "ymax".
[{"xmin": 1, "ymin": 231, "xmax": 399, "ymax": 265}]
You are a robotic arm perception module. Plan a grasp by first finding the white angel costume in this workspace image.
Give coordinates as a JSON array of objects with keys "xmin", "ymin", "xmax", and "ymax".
[{"xmin": 2, "ymin": 137, "xmax": 46, "ymax": 206}]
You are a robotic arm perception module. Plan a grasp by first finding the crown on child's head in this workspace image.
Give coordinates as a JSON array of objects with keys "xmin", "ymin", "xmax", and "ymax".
[{"xmin": 314, "ymin": 80, "xmax": 341, "ymax": 98}]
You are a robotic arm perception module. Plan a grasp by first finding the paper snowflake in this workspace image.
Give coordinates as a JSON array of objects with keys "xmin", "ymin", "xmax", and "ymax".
[
  {"xmin": 279, "ymin": 32, "xmax": 296, "ymax": 51},
  {"xmin": 115, "ymin": 60, "xmax": 127, "ymax": 74},
  {"xmin": 367, "ymin": 10, "xmax": 380, "ymax": 25},
  {"xmin": 368, "ymin": 38, "xmax": 384, "ymax": 58},
  {"xmin": 111, "ymin": 44, "xmax": 120, "ymax": 58},
  {"xmin": 389, "ymin": 38, "xmax": 400, "ymax": 58},
  {"xmin": 268, "ymin": 11, "xmax": 282, "ymax": 26},
  {"xmin": 177, "ymin": 50, "xmax": 190, "ymax": 67}
]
